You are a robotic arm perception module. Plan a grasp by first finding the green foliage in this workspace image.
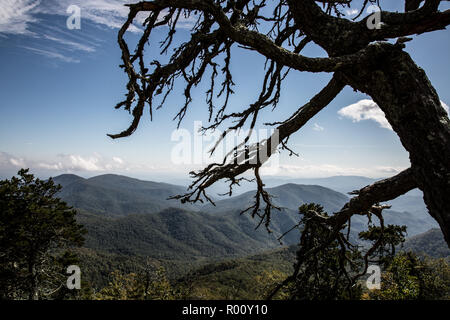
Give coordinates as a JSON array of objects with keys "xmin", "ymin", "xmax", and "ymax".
[
  {"xmin": 0, "ymin": 169, "xmax": 86, "ymax": 300},
  {"xmin": 95, "ymin": 271, "xmax": 146, "ymax": 300},
  {"xmin": 289, "ymin": 203, "xmax": 363, "ymax": 300},
  {"xmin": 77, "ymin": 208, "xmax": 285, "ymax": 260},
  {"xmin": 368, "ymin": 252, "xmax": 450, "ymax": 300},
  {"xmin": 94, "ymin": 266, "xmax": 179, "ymax": 300},
  {"xmin": 372, "ymin": 253, "xmax": 420, "ymax": 300},
  {"xmin": 143, "ymin": 266, "xmax": 178, "ymax": 300},
  {"xmin": 253, "ymin": 269, "xmax": 291, "ymax": 300},
  {"xmin": 58, "ymin": 174, "xmax": 359, "ymax": 259},
  {"xmin": 73, "ymin": 198, "xmax": 449, "ymax": 301},
  {"xmin": 74, "ymin": 246, "xmax": 204, "ymax": 291},
  {"xmin": 279, "ymin": 203, "xmax": 412, "ymax": 300},
  {"xmin": 359, "ymin": 224, "xmax": 407, "ymax": 268},
  {"xmin": 3, "ymin": 171, "xmax": 446, "ymax": 301},
  {"xmin": 175, "ymin": 246, "xmax": 296, "ymax": 299}
]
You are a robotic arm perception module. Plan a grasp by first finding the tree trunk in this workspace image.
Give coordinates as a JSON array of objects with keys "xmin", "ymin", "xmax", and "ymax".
[
  {"xmin": 341, "ymin": 44, "xmax": 450, "ymax": 245},
  {"xmin": 286, "ymin": 0, "xmax": 450, "ymax": 246}
]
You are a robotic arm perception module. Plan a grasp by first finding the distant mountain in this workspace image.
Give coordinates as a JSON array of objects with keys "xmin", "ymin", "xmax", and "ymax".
[
  {"xmin": 196, "ymin": 175, "xmax": 378, "ymax": 198},
  {"xmin": 51, "ymin": 173, "xmax": 85, "ymax": 187},
  {"xmin": 50, "ymin": 173, "xmax": 441, "ymax": 261},
  {"xmin": 205, "ymin": 183, "xmax": 350, "ymax": 214},
  {"xmin": 200, "ymin": 183, "xmax": 352, "ymax": 244},
  {"xmin": 280, "ymin": 176, "xmax": 378, "ymax": 195},
  {"xmin": 77, "ymin": 208, "xmax": 284, "ymax": 260},
  {"xmin": 383, "ymin": 190, "xmax": 427, "ymax": 216},
  {"xmin": 402, "ymin": 228, "xmax": 450, "ymax": 258},
  {"xmin": 52, "ymin": 173, "xmax": 200, "ymax": 216},
  {"xmin": 71, "ymin": 183, "xmax": 354, "ymax": 260},
  {"xmin": 194, "ymin": 176, "xmax": 435, "ymax": 235},
  {"xmin": 204, "ymin": 183, "xmax": 437, "ymax": 238}
]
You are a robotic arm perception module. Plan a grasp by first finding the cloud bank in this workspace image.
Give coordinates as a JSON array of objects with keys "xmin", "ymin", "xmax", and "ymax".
[
  {"xmin": 1, "ymin": 0, "xmax": 196, "ymax": 35},
  {"xmin": 1, "ymin": 0, "xmax": 197, "ymax": 63},
  {"xmin": 0, "ymin": 150, "xmax": 407, "ymax": 180},
  {"xmin": 0, "ymin": 151, "xmax": 129, "ymax": 173},
  {"xmin": 0, "ymin": 0, "xmax": 40, "ymax": 35},
  {"xmin": 0, "ymin": 0, "xmax": 140, "ymax": 34}
]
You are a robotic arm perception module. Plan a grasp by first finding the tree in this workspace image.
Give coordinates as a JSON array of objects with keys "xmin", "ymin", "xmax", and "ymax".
[
  {"xmin": 108, "ymin": 0, "xmax": 450, "ymax": 273},
  {"xmin": 95, "ymin": 266, "xmax": 179, "ymax": 300},
  {"xmin": 108, "ymin": 0, "xmax": 450, "ymax": 245},
  {"xmin": 0, "ymin": 169, "xmax": 86, "ymax": 300},
  {"xmin": 254, "ymin": 269, "xmax": 290, "ymax": 300},
  {"xmin": 95, "ymin": 271, "xmax": 144, "ymax": 300},
  {"xmin": 266, "ymin": 203, "xmax": 408, "ymax": 300},
  {"xmin": 368, "ymin": 251, "xmax": 450, "ymax": 300}
]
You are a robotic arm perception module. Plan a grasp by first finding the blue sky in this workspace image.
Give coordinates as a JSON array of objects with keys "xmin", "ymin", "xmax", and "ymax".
[{"xmin": 0, "ymin": 0, "xmax": 449, "ymax": 182}]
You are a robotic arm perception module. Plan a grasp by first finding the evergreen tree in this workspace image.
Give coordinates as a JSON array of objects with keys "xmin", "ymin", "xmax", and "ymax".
[{"xmin": 0, "ymin": 169, "xmax": 86, "ymax": 299}]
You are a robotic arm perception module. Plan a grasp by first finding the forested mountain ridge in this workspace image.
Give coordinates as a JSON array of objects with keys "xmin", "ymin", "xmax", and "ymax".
[
  {"xmin": 52, "ymin": 173, "xmax": 439, "ymax": 260},
  {"xmin": 203, "ymin": 183, "xmax": 349, "ymax": 214},
  {"xmin": 55, "ymin": 175, "xmax": 358, "ymax": 260},
  {"xmin": 77, "ymin": 208, "xmax": 282, "ymax": 259},
  {"xmin": 402, "ymin": 228, "xmax": 450, "ymax": 258},
  {"xmin": 52, "ymin": 173, "xmax": 201, "ymax": 215},
  {"xmin": 12, "ymin": 173, "xmax": 446, "ymax": 296}
]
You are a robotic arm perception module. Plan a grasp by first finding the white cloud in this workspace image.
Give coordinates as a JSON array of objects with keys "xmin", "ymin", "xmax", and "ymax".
[
  {"xmin": 0, "ymin": 151, "xmax": 131, "ymax": 172},
  {"xmin": 0, "ymin": 150, "xmax": 409, "ymax": 181},
  {"xmin": 338, "ymin": 99, "xmax": 392, "ymax": 130},
  {"xmin": 338, "ymin": 99, "xmax": 450, "ymax": 131},
  {"xmin": 0, "ymin": 0, "xmax": 40, "ymax": 35},
  {"xmin": 43, "ymin": 34, "xmax": 96, "ymax": 52},
  {"xmin": 1, "ymin": 0, "xmax": 196, "ymax": 62},
  {"xmin": 56, "ymin": 0, "xmax": 196, "ymax": 31},
  {"xmin": 40, "ymin": 154, "xmax": 132, "ymax": 172},
  {"xmin": 112, "ymin": 156, "xmax": 124, "ymax": 164},
  {"xmin": 21, "ymin": 46, "xmax": 80, "ymax": 63},
  {"xmin": 0, "ymin": 152, "xmax": 27, "ymax": 169},
  {"xmin": 9, "ymin": 157, "xmax": 27, "ymax": 167},
  {"xmin": 1, "ymin": 0, "xmax": 197, "ymax": 36},
  {"xmin": 0, "ymin": 151, "xmax": 188, "ymax": 178},
  {"xmin": 66, "ymin": 155, "xmax": 103, "ymax": 171},
  {"xmin": 43, "ymin": 0, "xmax": 141, "ymax": 32},
  {"xmin": 313, "ymin": 123, "xmax": 324, "ymax": 131},
  {"xmin": 0, "ymin": 0, "xmax": 140, "ymax": 34}
]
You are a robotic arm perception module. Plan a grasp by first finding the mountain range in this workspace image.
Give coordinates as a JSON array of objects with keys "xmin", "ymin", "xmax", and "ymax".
[
  {"xmin": 402, "ymin": 228, "xmax": 450, "ymax": 258},
  {"xmin": 52, "ymin": 173, "xmax": 440, "ymax": 261},
  {"xmin": 53, "ymin": 173, "xmax": 201, "ymax": 216}
]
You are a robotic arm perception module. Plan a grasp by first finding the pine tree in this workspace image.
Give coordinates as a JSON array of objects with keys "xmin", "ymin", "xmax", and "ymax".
[{"xmin": 0, "ymin": 169, "xmax": 86, "ymax": 299}]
